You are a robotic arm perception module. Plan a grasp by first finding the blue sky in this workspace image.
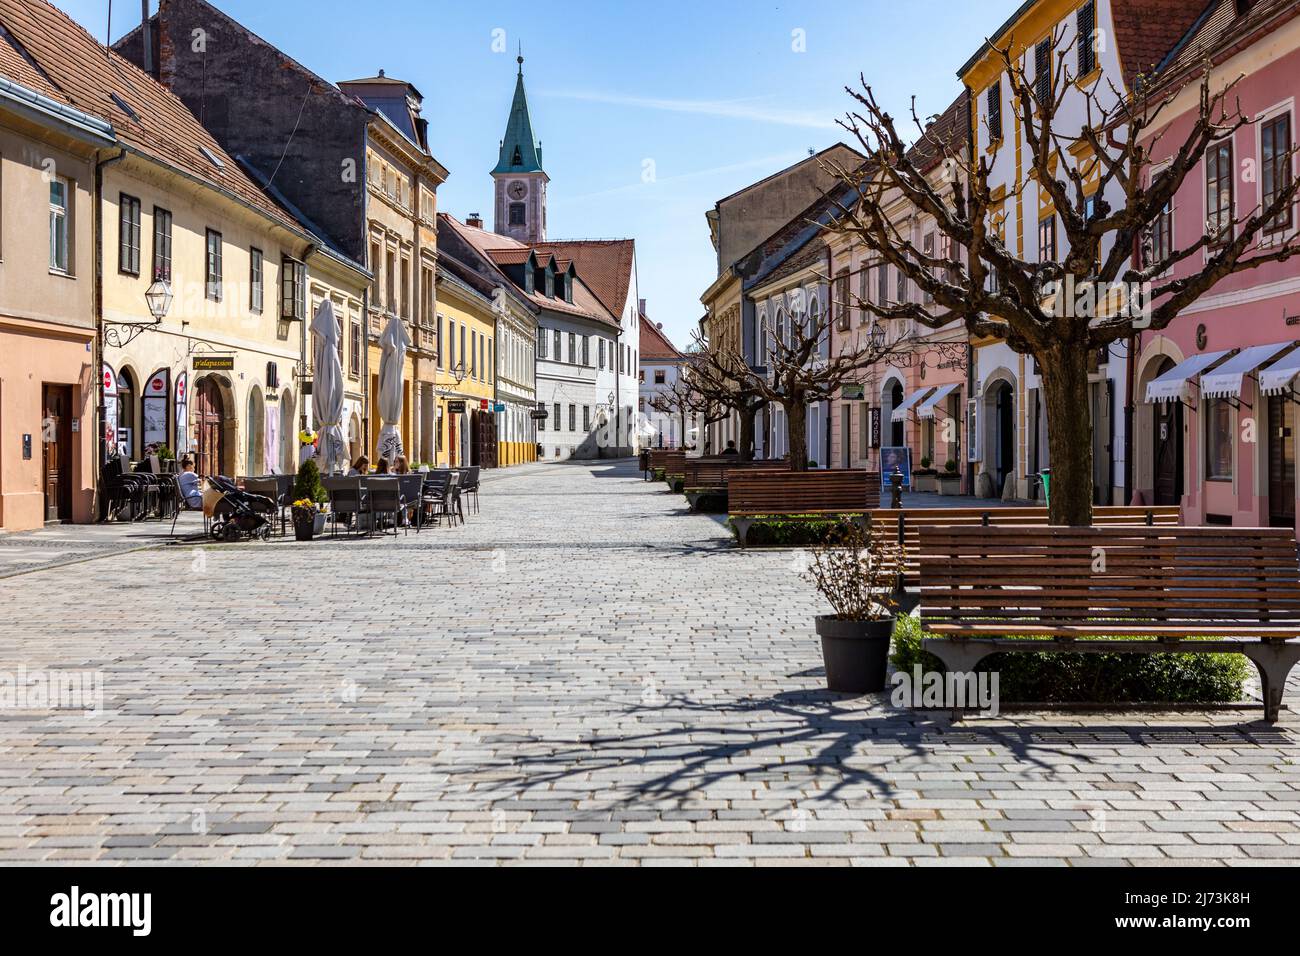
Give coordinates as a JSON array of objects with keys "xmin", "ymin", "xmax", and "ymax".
[{"xmin": 62, "ymin": 0, "xmax": 1019, "ymax": 348}]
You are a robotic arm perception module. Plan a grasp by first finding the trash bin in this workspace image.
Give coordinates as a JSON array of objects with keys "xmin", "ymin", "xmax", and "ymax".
[{"xmin": 1039, "ymin": 468, "xmax": 1051, "ymax": 508}]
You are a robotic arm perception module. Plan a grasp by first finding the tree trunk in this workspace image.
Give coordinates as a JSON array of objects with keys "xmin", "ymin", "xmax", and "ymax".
[
  {"xmin": 1036, "ymin": 344, "xmax": 1095, "ymax": 526},
  {"xmin": 738, "ymin": 405, "xmax": 757, "ymax": 461},
  {"xmin": 785, "ymin": 399, "xmax": 809, "ymax": 471}
]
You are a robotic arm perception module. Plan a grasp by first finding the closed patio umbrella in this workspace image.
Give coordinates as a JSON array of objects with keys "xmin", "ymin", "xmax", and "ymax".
[
  {"xmin": 311, "ymin": 300, "xmax": 346, "ymax": 475},
  {"xmin": 377, "ymin": 314, "xmax": 411, "ymax": 464}
]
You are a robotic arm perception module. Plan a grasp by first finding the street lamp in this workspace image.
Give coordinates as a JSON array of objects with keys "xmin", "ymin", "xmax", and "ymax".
[
  {"xmin": 869, "ymin": 323, "xmax": 886, "ymax": 351},
  {"xmin": 145, "ymin": 276, "xmax": 173, "ymax": 322}
]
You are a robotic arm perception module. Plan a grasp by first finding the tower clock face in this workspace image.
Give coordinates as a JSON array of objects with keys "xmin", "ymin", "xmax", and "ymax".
[{"xmin": 507, "ymin": 180, "xmax": 528, "ymax": 201}]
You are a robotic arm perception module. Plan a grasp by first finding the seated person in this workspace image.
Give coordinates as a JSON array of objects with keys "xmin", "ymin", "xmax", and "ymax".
[
  {"xmin": 721, "ymin": 440, "xmax": 739, "ymax": 457},
  {"xmin": 177, "ymin": 456, "xmax": 203, "ymax": 509},
  {"xmin": 347, "ymin": 456, "xmax": 369, "ymax": 476}
]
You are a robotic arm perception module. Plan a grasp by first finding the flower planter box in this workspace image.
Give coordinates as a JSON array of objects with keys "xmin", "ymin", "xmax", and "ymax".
[
  {"xmin": 938, "ymin": 473, "xmax": 962, "ymax": 496},
  {"xmin": 293, "ymin": 511, "xmax": 327, "ymax": 541},
  {"xmin": 815, "ymin": 615, "xmax": 895, "ymax": 693},
  {"xmin": 912, "ymin": 472, "xmax": 939, "ymax": 493}
]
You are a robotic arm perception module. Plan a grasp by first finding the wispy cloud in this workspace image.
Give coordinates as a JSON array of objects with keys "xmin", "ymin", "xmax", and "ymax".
[
  {"xmin": 557, "ymin": 152, "xmax": 811, "ymax": 204},
  {"xmin": 540, "ymin": 88, "xmax": 839, "ymax": 130}
]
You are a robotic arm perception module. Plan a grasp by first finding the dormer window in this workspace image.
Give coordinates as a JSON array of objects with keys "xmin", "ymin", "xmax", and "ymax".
[
  {"xmin": 545, "ymin": 270, "xmax": 555, "ymax": 298},
  {"xmin": 512, "ymin": 146, "xmax": 523, "ymax": 167},
  {"xmin": 523, "ymin": 265, "xmax": 535, "ymax": 295},
  {"xmin": 564, "ymin": 274, "xmax": 573, "ymax": 303}
]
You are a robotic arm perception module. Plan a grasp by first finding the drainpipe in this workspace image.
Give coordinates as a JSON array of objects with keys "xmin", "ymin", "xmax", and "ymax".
[
  {"xmin": 1125, "ymin": 331, "xmax": 1136, "ymax": 505},
  {"xmin": 94, "ymin": 147, "xmax": 128, "ymax": 520}
]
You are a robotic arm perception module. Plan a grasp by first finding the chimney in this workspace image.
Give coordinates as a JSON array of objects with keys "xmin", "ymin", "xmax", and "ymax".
[
  {"xmin": 638, "ymin": 298, "xmax": 647, "ymax": 315},
  {"xmin": 141, "ymin": 0, "xmax": 153, "ymax": 76},
  {"xmin": 466, "ymin": 213, "xmax": 484, "ymax": 229}
]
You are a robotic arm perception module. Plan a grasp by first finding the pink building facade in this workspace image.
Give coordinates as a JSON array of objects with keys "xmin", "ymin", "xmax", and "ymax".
[{"xmin": 1135, "ymin": 0, "xmax": 1300, "ymax": 533}]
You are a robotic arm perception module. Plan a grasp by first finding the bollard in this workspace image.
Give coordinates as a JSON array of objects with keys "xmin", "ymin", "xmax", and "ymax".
[{"xmin": 889, "ymin": 467, "xmax": 903, "ymax": 509}]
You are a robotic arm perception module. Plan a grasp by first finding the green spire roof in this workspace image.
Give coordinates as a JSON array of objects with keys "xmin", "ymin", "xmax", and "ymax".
[{"xmin": 493, "ymin": 54, "xmax": 544, "ymax": 175}]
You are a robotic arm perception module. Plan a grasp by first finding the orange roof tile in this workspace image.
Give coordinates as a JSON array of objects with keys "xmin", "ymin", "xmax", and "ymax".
[{"xmin": 0, "ymin": 0, "xmax": 301, "ymax": 234}]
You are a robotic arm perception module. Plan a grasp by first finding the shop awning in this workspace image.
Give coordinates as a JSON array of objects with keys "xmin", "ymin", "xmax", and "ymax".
[
  {"xmin": 890, "ymin": 387, "xmax": 935, "ymax": 422},
  {"xmin": 1144, "ymin": 350, "xmax": 1231, "ymax": 404},
  {"xmin": 1260, "ymin": 347, "xmax": 1300, "ymax": 396},
  {"xmin": 1201, "ymin": 342, "xmax": 1294, "ymax": 399},
  {"xmin": 916, "ymin": 383, "xmax": 960, "ymax": 419}
]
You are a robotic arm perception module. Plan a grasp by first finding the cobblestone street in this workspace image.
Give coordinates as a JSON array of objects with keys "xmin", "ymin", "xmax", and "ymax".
[{"xmin": 0, "ymin": 459, "xmax": 1298, "ymax": 866}]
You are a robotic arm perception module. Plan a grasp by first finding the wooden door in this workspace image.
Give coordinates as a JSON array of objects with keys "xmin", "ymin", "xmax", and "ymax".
[
  {"xmin": 194, "ymin": 378, "xmax": 225, "ymax": 477},
  {"xmin": 1268, "ymin": 395, "xmax": 1295, "ymax": 528},
  {"xmin": 448, "ymin": 412, "xmax": 458, "ymax": 467},
  {"xmin": 41, "ymin": 384, "xmax": 72, "ymax": 522},
  {"xmin": 1153, "ymin": 398, "xmax": 1183, "ymax": 506}
]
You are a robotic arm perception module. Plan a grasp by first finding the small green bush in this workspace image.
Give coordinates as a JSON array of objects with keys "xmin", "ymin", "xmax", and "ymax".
[
  {"xmin": 890, "ymin": 614, "xmax": 1249, "ymax": 704},
  {"xmin": 651, "ymin": 467, "xmax": 666, "ymax": 482},
  {"xmin": 293, "ymin": 458, "xmax": 328, "ymax": 505},
  {"xmin": 666, "ymin": 476, "xmax": 685, "ymax": 494},
  {"xmin": 729, "ymin": 515, "xmax": 860, "ymax": 547}
]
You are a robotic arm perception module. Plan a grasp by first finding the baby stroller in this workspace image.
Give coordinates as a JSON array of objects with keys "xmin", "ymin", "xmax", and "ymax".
[{"xmin": 204, "ymin": 476, "xmax": 276, "ymax": 542}]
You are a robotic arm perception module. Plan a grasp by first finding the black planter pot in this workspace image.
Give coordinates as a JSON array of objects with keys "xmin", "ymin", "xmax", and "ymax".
[
  {"xmin": 815, "ymin": 615, "xmax": 895, "ymax": 693},
  {"xmin": 293, "ymin": 511, "xmax": 325, "ymax": 541}
]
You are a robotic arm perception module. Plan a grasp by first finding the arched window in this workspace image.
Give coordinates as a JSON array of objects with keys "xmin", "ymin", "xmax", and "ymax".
[{"xmin": 117, "ymin": 368, "xmax": 137, "ymax": 458}]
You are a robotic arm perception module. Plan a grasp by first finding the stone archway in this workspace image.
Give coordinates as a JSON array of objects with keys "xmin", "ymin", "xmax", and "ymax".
[
  {"xmin": 246, "ymin": 385, "xmax": 265, "ymax": 477},
  {"xmin": 981, "ymin": 368, "xmax": 1018, "ymax": 497},
  {"xmin": 279, "ymin": 389, "xmax": 296, "ymax": 475},
  {"xmin": 1135, "ymin": 340, "xmax": 1187, "ymax": 505}
]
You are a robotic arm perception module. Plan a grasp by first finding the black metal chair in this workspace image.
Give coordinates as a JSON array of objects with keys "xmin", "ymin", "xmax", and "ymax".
[
  {"xmin": 397, "ymin": 474, "xmax": 425, "ymax": 532},
  {"xmin": 244, "ymin": 477, "xmax": 288, "ymax": 536},
  {"xmin": 420, "ymin": 471, "xmax": 450, "ymax": 527},
  {"xmin": 169, "ymin": 474, "xmax": 204, "ymax": 537},
  {"xmin": 365, "ymin": 477, "xmax": 402, "ymax": 537},
  {"xmin": 461, "ymin": 466, "xmax": 481, "ymax": 514},
  {"xmin": 323, "ymin": 477, "xmax": 362, "ymax": 537}
]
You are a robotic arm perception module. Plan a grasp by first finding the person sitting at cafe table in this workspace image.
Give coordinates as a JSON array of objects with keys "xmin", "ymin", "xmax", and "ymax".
[
  {"xmin": 178, "ymin": 456, "xmax": 203, "ymax": 509},
  {"xmin": 394, "ymin": 456, "xmax": 411, "ymax": 475},
  {"xmin": 347, "ymin": 456, "xmax": 369, "ymax": 476},
  {"xmin": 375, "ymin": 458, "xmax": 391, "ymax": 475}
]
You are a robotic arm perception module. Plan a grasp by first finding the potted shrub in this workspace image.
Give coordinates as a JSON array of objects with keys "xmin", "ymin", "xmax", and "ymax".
[
  {"xmin": 939, "ymin": 460, "xmax": 962, "ymax": 495},
  {"xmin": 913, "ymin": 456, "xmax": 938, "ymax": 492},
  {"xmin": 805, "ymin": 521, "xmax": 905, "ymax": 693},
  {"xmin": 291, "ymin": 459, "xmax": 329, "ymax": 540}
]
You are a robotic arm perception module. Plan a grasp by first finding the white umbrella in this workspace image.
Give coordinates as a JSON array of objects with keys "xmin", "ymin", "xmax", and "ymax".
[
  {"xmin": 377, "ymin": 314, "xmax": 411, "ymax": 464},
  {"xmin": 311, "ymin": 300, "xmax": 346, "ymax": 475}
]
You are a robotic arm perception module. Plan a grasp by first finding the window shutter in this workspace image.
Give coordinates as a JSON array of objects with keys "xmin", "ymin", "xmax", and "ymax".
[
  {"xmin": 1077, "ymin": 1, "xmax": 1096, "ymax": 77},
  {"xmin": 987, "ymin": 80, "xmax": 1002, "ymax": 141},
  {"xmin": 1035, "ymin": 39, "xmax": 1051, "ymax": 106}
]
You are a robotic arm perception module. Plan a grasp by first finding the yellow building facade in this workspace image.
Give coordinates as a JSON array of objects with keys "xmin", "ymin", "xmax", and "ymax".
[{"xmin": 434, "ymin": 268, "xmax": 497, "ymax": 468}]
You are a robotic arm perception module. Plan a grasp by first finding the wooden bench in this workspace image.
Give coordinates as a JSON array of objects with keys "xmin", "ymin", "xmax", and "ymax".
[
  {"xmin": 683, "ymin": 457, "xmax": 780, "ymax": 511},
  {"xmin": 728, "ymin": 470, "xmax": 882, "ymax": 547},
  {"xmin": 917, "ymin": 525, "xmax": 1300, "ymax": 722},
  {"xmin": 646, "ymin": 448, "xmax": 675, "ymax": 481},
  {"xmin": 876, "ymin": 505, "xmax": 1181, "ymax": 592},
  {"xmin": 659, "ymin": 450, "xmax": 687, "ymax": 491}
]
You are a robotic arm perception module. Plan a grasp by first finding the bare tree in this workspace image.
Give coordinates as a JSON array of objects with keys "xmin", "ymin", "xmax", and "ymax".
[
  {"xmin": 647, "ymin": 364, "xmax": 719, "ymax": 450},
  {"xmin": 824, "ymin": 32, "xmax": 1300, "ymax": 524},
  {"xmin": 672, "ymin": 336, "xmax": 771, "ymax": 460},
  {"xmin": 702, "ymin": 293, "xmax": 912, "ymax": 470}
]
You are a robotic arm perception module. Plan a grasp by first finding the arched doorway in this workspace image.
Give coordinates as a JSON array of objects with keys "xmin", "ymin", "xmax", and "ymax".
[
  {"xmin": 1151, "ymin": 357, "xmax": 1184, "ymax": 507},
  {"xmin": 993, "ymin": 381, "xmax": 1015, "ymax": 494},
  {"xmin": 884, "ymin": 380, "xmax": 905, "ymax": 448},
  {"xmin": 117, "ymin": 368, "xmax": 137, "ymax": 459},
  {"xmin": 280, "ymin": 390, "xmax": 296, "ymax": 475},
  {"xmin": 194, "ymin": 377, "xmax": 225, "ymax": 477},
  {"xmin": 246, "ymin": 386, "xmax": 265, "ymax": 476}
]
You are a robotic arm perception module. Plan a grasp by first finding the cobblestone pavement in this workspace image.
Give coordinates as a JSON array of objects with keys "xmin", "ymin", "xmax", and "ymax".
[{"xmin": 0, "ymin": 459, "xmax": 1297, "ymax": 866}]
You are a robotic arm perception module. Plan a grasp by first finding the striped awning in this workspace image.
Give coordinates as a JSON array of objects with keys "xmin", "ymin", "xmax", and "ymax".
[
  {"xmin": 890, "ymin": 387, "xmax": 935, "ymax": 422},
  {"xmin": 1144, "ymin": 350, "xmax": 1231, "ymax": 404},
  {"xmin": 1260, "ymin": 347, "xmax": 1300, "ymax": 396},
  {"xmin": 916, "ymin": 383, "xmax": 960, "ymax": 419},
  {"xmin": 1201, "ymin": 342, "xmax": 1294, "ymax": 399}
]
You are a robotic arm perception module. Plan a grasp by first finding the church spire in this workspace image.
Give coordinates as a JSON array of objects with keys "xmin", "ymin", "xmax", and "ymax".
[{"xmin": 492, "ymin": 51, "xmax": 544, "ymax": 175}]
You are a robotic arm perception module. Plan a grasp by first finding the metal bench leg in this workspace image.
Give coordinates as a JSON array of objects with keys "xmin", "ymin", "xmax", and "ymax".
[
  {"xmin": 1243, "ymin": 642, "xmax": 1300, "ymax": 724},
  {"xmin": 733, "ymin": 517, "xmax": 752, "ymax": 548},
  {"xmin": 921, "ymin": 638, "xmax": 996, "ymax": 721}
]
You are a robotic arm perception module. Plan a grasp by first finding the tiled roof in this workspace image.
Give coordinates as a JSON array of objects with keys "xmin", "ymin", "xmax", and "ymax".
[
  {"xmin": 1113, "ymin": 0, "xmax": 1216, "ymax": 88},
  {"xmin": 529, "ymin": 239, "xmax": 636, "ymax": 317},
  {"xmin": 0, "ymin": 0, "xmax": 300, "ymax": 233},
  {"xmin": 1149, "ymin": 0, "xmax": 1299, "ymax": 87},
  {"xmin": 639, "ymin": 319, "xmax": 684, "ymax": 361},
  {"xmin": 438, "ymin": 214, "xmax": 618, "ymax": 327}
]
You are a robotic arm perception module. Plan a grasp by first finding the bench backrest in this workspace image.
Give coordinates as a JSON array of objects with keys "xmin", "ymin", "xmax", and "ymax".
[
  {"xmin": 728, "ymin": 470, "xmax": 882, "ymax": 516},
  {"xmin": 660, "ymin": 450, "xmax": 687, "ymax": 475},
  {"xmin": 648, "ymin": 449, "xmax": 677, "ymax": 470},
  {"xmin": 872, "ymin": 505, "xmax": 1179, "ymax": 555},
  {"xmin": 918, "ymin": 525, "xmax": 1300, "ymax": 627},
  {"xmin": 684, "ymin": 457, "xmax": 778, "ymax": 488}
]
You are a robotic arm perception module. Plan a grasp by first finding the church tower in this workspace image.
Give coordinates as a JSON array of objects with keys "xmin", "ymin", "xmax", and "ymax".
[{"xmin": 492, "ymin": 53, "xmax": 548, "ymax": 243}]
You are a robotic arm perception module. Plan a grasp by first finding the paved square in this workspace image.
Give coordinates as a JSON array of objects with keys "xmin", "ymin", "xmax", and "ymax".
[{"xmin": 0, "ymin": 460, "xmax": 1297, "ymax": 865}]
